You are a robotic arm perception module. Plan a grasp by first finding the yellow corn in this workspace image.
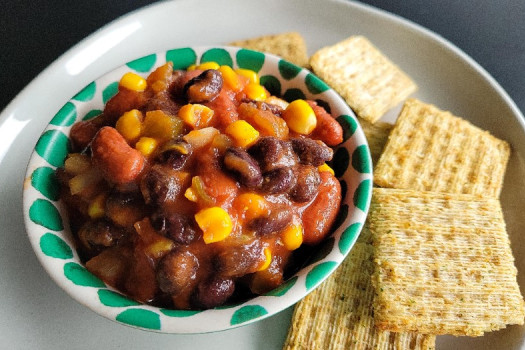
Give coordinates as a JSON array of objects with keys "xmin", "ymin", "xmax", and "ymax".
[
  {"xmin": 187, "ymin": 64, "xmax": 197, "ymax": 71},
  {"xmin": 135, "ymin": 137, "xmax": 158, "ymax": 157},
  {"xmin": 178, "ymin": 103, "xmax": 214, "ymax": 129},
  {"xmin": 146, "ymin": 239, "xmax": 175, "ymax": 259},
  {"xmin": 119, "ymin": 72, "xmax": 147, "ymax": 92},
  {"xmin": 258, "ymin": 247, "xmax": 272, "ymax": 271},
  {"xmin": 236, "ymin": 68, "xmax": 259, "ymax": 84},
  {"xmin": 234, "ymin": 193, "xmax": 268, "ymax": 221},
  {"xmin": 115, "ymin": 109, "xmax": 143, "ymax": 143},
  {"xmin": 282, "ymin": 99, "xmax": 317, "ymax": 135},
  {"xmin": 219, "ymin": 65, "xmax": 242, "ymax": 92},
  {"xmin": 143, "ymin": 110, "xmax": 183, "ymax": 141},
  {"xmin": 282, "ymin": 224, "xmax": 303, "ymax": 251},
  {"xmin": 318, "ymin": 163, "xmax": 335, "ymax": 176},
  {"xmin": 244, "ymin": 83, "xmax": 268, "ymax": 101},
  {"xmin": 195, "ymin": 207, "xmax": 233, "ymax": 244},
  {"xmin": 225, "ymin": 120, "xmax": 260, "ymax": 148},
  {"xmin": 196, "ymin": 61, "xmax": 220, "ymax": 71},
  {"xmin": 184, "ymin": 187, "xmax": 198, "ymax": 202},
  {"xmin": 88, "ymin": 193, "xmax": 106, "ymax": 219}
]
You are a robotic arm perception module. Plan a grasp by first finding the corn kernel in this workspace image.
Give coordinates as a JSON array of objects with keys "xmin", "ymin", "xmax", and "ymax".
[
  {"xmin": 88, "ymin": 193, "xmax": 106, "ymax": 219},
  {"xmin": 235, "ymin": 68, "xmax": 259, "ymax": 84},
  {"xmin": 234, "ymin": 193, "xmax": 268, "ymax": 221},
  {"xmin": 178, "ymin": 104, "xmax": 214, "ymax": 129},
  {"xmin": 184, "ymin": 187, "xmax": 198, "ymax": 202},
  {"xmin": 219, "ymin": 65, "xmax": 242, "ymax": 92},
  {"xmin": 282, "ymin": 224, "xmax": 303, "ymax": 251},
  {"xmin": 195, "ymin": 207, "xmax": 233, "ymax": 244},
  {"xmin": 282, "ymin": 99, "xmax": 317, "ymax": 135},
  {"xmin": 258, "ymin": 247, "xmax": 272, "ymax": 271},
  {"xmin": 146, "ymin": 239, "xmax": 175, "ymax": 259},
  {"xmin": 143, "ymin": 110, "xmax": 184, "ymax": 141},
  {"xmin": 115, "ymin": 109, "xmax": 143, "ymax": 143},
  {"xmin": 225, "ymin": 120, "xmax": 260, "ymax": 147},
  {"xmin": 135, "ymin": 137, "xmax": 158, "ymax": 157},
  {"xmin": 244, "ymin": 83, "xmax": 268, "ymax": 101},
  {"xmin": 318, "ymin": 163, "xmax": 335, "ymax": 176},
  {"xmin": 197, "ymin": 61, "xmax": 220, "ymax": 70},
  {"xmin": 119, "ymin": 72, "xmax": 147, "ymax": 92},
  {"xmin": 187, "ymin": 64, "xmax": 197, "ymax": 71}
]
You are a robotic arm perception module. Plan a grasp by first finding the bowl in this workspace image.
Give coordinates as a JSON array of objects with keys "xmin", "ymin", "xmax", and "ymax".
[{"xmin": 22, "ymin": 46, "xmax": 372, "ymax": 333}]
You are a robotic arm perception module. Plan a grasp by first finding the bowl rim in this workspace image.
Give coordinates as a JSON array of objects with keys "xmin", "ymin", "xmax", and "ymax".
[{"xmin": 22, "ymin": 45, "xmax": 373, "ymax": 333}]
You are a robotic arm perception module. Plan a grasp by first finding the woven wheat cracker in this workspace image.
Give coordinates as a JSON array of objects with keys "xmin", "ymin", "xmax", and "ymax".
[
  {"xmin": 358, "ymin": 117, "xmax": 393, "ymax": 167},
  {"xmin": 228, "ymin": 32, "xmax": 309, "ymax": 67},
  {"xmin": 369, "ymin": 188, "xmax": 525, "ymax": 336},
  {"xmin": 283, "ymin": 241, "xmax": 435, "ymax": 350},
  {"xmin": 374, "ymin": 98, "xmax": 510, "ymax": 197},
  {"xmin": 309, "ymin": 36, "xmax": 417, "ymax": 123}
]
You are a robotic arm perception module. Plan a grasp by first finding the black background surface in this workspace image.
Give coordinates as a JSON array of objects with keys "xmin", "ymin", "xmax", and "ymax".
[{"xmin": 1, "ymin": 0, "xmax": 524, "ymax": 115}]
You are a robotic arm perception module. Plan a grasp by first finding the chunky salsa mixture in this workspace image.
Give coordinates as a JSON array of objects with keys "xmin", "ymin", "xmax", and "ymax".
[{"xmin": 57, "ymin": 61, "xmax": 343, "ymax": 309}]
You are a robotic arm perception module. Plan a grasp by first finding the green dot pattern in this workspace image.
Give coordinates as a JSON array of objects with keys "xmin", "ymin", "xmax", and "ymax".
[
  {"xmin": 260, "ymin": 75, "xmax": 281, "ymax": 96},
  {"xmin": 230, "ymin": 305, "xmax": 268, "ymax": 325},
  {"xmin": 331, "ymin": 147, "xmax": 350, "ymax": 178},
  {"xmin": 305, "ymin": 261, "xmax": 338, "ymax": 291},
  {"xmin": 50, "ymin": 102, "xmax": 77, "ymax": 127},
  {"xmin": 63, "ymin": 262, "xmax": 105, "ymax": 287},
  {"xmin": 352, "ymin": 145, "xmax": 371, "ymax": 173},
  {"xmin": 116, "ymin": 309, "xmax": 161, "ymax": 330},
  {"xmin": 332, "ymin": 204, "xmax": 349, "ymax": 232},
  {"xmin": 83, "ymin": 109, "xmax": 102, "ymax": 121},
  {"xmin": 236, "ymin": 49, "xmax": 265, "ymax": 72},
  {"xmin": 283, "ymin": 88, "xmax": 306, "ymax": 102},
  {"xmin": 29, "ymin": 199, "xmax": 63, "ymax": 231},
  {"xmin": 160, "ymin": 309, "xmax": 203, "ymax": 317},
  {"xmin": 354, "ymin": 179, "xmax": 372, "ymax": 212},
  {"xmin": 305, "ymin": 73, "xmax": 329, "ymax": 94},
  {"xmin": 102, "ymin": 82, "xmax": 119, "ymax": 104},
  {"xmin": 166, "ymin": 47, "xmax": 197, "ymax": 70},
  {"xmin": 307, "ymin": 237, "xmax": 335, "ymax": 266},
  {"xmin": 336, "ymin": 114, "xmax": 358, "ymax": 142},
  {"xmin": 35, "ymin": 130, "xmax": 70, "ymax": 167},
  {"xmin": 201, "ymin": 48, "xmax": 233, "ymax": 67},
  {"xmin": 40, "ymin": 233, "xmax": 73, "ymax": 259},
  {"xmin": 98, "ymin": 289, "xmax": 140, "ymax": 307},
  {"xmin": 265, "ymin": 276, "xmax": 298, "ymax": 297},
  {"xmin": 339, "ymin": 222, "xmax": 362, "ymax": 254},
  {"xmin": 72, "ymin": 82, "xmax": 96, "ymax": 102},
  {"xmin": 126, "ymin": 54, "xmax": 157, "ymax": 72},
  {"xmin": 278, "ymin": 60, "xmax": 301, "ymax": 80},
  {"xmin": 31, "ymin": 167, "xmax": 59, "ymax": 201}
]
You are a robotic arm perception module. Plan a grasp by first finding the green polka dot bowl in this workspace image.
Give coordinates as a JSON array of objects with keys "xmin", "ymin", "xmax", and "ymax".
[{"xmin": 23, "ymin": 46, "xmax": 372, "ymax": 333}]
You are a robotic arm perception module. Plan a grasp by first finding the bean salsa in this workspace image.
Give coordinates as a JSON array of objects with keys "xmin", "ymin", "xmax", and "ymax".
[{"xmin": 57, "ymin": 61, "xmax": 344, "ymax": 309}]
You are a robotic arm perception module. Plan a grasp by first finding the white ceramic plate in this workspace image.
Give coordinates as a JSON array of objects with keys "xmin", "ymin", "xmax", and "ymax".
[{"xmin": 2, "ymin": 0, "xmax": 524, "ymax": 348}]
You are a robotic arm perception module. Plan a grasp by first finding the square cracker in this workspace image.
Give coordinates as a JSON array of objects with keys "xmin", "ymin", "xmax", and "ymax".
[
  {"xmin": 369, "ymin": 188, "xmax": 525, "ymax": 336},
  {"xmin": 358, "ymin": 117, "xmax": 393, "ymax": 167},
  {"xmin": 283, "ymin": 241, "xmax": 435, "ymax": 350},
  {"xmin": 374, "ymin": 98, "xmax": 510, "ymax": 198},
  {"xmin": 228, "ymin": 32, "xmax": 309, "ymax": 67},
  {"xmin": 309, "ymin": 36, "xmax": 417, "ymax": 123}
]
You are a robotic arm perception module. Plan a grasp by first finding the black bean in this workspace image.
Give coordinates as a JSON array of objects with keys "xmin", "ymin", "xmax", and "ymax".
[
  {"xmin": 261, "ymin": 167, "xmax": 296, "ymax": 194},
  {"xmin": 156, "ymin": 250, "xmax": 199, "ymax": 295},
  {"xmin": 151, "ymin": 211, "xmax": 199, "ymax": 245},
  {"xmin": 290, "ymin": 165, "xmax": 321, "ymax": 202},
  {"xmin": 215, "ymin": 240, "xmax": 264, "ymax": 277},
  {"xmin": 192, "ymin": 277, "xmax": 235, "ymax": 309},
  {"xmin": 223, "ymin": 147, "xmax": 263, "ymax": 188},
  {"xmin": 77, "ymin": 220, "xmax": 125, "ymax": 254},
  {"xmin": 140, "ymin": 165, "xmax": 183, "ymax": 205},
  {"xmin": 157, "ymin": 140, "xmax": 192, "ymax": 170},
  {"xmin": 183, "ymin": 69, "xmax": 223, "ymax": 103},
  {"xmin": 249, "ymin": 137, "xmax": 297, "ymax": 172},
  {"xmin": 291, "ymin": 138, "xmax": 333, "ymax": 166},
  {"xmin": 248, "ymin": 208, "xmax": 293, "ymax": 236}
]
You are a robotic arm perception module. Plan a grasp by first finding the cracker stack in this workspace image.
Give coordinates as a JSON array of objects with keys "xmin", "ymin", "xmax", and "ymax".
[
  {"xmin": 283, "ymin": 240, "xmax": 436, "ymax": 349},
  {"xmin": 358, "ymin": 118, "xmax": 394, "ymax": 167},
  {"xmin": 309, "ymin": 36, "xmax": 417, "ymax": 123},
  {"xmin": 369, "ymin": 188, "xmax": 525, "ymax": 336},
  {"xmin": 228, "ymin": 32, "xmax": 309, "ymax": 67},
  {"xmin": 374, "ymin": 99, "xmax": 510, "ymax": 197}
]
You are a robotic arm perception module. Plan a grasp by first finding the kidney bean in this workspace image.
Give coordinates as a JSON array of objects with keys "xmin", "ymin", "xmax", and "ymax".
[
  {"xmin": 302, "ymin": 172, "xmax": 342, "ymax": 245},
  {"xmin": 77, "ymin": 219, "xmax": 125, "ymax": 254},
  {"xmin": 140, "ymin": 164, "xmax": 184, "ymax": 206},
  {"xmin": 223, "ymin": 147, "xmax": 263, "ymax": 189},
  {"xmin": 151, "ymin": 211, "xmax": 199, "ymax": 245},
  {"xmin": 307, "ymin": 100, "xmax": 343, "ymax": 146},
  {"xmin": 291, "ymin": 138, "xmax": 333, "ymax": 166},
  {"xmin": 106, "ymin": 192, "xmax": 147, "ymax": 228},
  {"xmin": 183, "ymin": 69, "xmax": 223, "ymax": 103},
  {"xmin": 261, "ymin": 167, "xmax": 297, "ymax": 194},
  {"xmin": 192, "ymin": 277, "xmax": 235, "ymax": 309},
  {"xmin": 156, "ymin": 250, "xmax": 199, "ymax": 295},
  {"xmin": 103, "ymin": 89, "xmax": 147, "ymax": 125},
  {"xmin": 143, "ymin": 90, "xmax": 182, "ymax": 116},
  {"xmin": 248, "ymin": 207, "xmax": 292, "ymax": 236},
  {"xmin": 91, "ymin": 127, "xmax": 146, "ymax": 185},
  {"xmin": 215, "ymin": 239, "xmax": 265, "ymax": 277},
  {"xmin": 249, "ymin": 137, "xmax": 297, "ymax": 172},
  {"xmin": 290, "ymin": 165, "xmax": 321, "ymax": 202},
  {"xmin": 69, "ymin": 114, "xmax": 104, "ymax": 151},
  {"xmin": 157, "ymin": 140, "xmax": 192, "ymax": 170}
]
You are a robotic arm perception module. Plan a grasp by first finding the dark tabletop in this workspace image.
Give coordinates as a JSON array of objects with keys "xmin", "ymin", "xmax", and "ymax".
[{"xmin": 1, "ymin": 0, "xmax": 524, "ymax": 115}]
